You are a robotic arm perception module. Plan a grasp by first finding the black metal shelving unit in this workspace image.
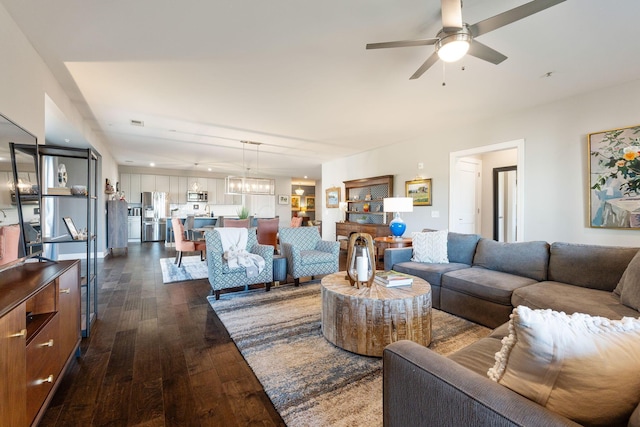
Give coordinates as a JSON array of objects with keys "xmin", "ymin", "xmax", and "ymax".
[{"xmin": 37, "ymin": 145, "xmax": 99, "ymax": 337}]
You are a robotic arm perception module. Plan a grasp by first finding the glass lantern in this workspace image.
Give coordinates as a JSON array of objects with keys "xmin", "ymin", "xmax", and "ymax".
[{"xmin": 346, "ymin": 232, "xmax": 376, "ymax": 288}]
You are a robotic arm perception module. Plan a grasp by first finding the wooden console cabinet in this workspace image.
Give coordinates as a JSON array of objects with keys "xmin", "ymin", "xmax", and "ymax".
[{"xmin": 0, "ymin": 260, "xmax": 81, "ymax": 426}]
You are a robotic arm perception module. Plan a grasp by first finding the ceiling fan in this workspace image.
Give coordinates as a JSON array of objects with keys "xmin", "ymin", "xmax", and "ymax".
[{"xmin": 366, "ymin": 0, "xmax": 566, "ymax": 79}]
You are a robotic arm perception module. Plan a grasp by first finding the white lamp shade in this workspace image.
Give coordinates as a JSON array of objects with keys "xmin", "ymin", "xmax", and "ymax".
[{"xmin": 383, "ymin": 197, "xmax": 414, "ymax": 213}]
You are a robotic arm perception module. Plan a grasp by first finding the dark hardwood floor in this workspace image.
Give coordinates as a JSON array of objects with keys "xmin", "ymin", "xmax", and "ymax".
[{"xmin": 40, "ymin": 242, "xmax": 287, "ymax": 427}]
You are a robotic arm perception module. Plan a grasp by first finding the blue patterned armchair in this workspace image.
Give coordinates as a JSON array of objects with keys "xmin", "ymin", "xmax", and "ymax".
[
  {"xmin": 205, "ymin": 227, "xmax": 274, "ymax": 300},
  {"xmin": 278, "ymin": 227, "xmax": 340, "ymax": 286}
]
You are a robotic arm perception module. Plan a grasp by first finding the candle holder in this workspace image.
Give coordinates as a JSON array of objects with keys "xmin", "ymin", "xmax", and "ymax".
[{"xmin": 346, "ymin": 232, "xmax": 376, "ymax": 288}]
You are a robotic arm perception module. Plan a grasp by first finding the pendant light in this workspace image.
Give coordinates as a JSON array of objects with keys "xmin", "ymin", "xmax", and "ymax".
[
  {"xmin": 295, "ymin": 182, "xmax": 304, "ymax": 196},
  {"xmin": 225, "ymin": 141, "xmax": 275, "ymax": 195}
]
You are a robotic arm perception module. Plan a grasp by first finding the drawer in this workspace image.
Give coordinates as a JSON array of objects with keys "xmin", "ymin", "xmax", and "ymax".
[{"xmin": 26, "ymin": 315, "xmax": 61, "ymax": 424}]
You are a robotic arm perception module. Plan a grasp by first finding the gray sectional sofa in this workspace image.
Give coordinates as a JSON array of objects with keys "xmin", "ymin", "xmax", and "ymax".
[{"xmin": 382, "ymin": 232, "xmax": 640, "ymax": 426}]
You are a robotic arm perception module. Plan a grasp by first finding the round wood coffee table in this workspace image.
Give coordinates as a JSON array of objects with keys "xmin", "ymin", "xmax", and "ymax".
[{"xmin": 321, "ymin": 272, "xmax": 432, "ymax": 357}]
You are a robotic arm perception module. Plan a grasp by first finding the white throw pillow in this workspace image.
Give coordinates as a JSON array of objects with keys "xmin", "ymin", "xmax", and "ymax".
[
  {"xmin": 411, "ymin": 230, "xmax": 448, "ymax": 263},
  {"xmin": 488, "ymin": 306, "xmax": 640, "ymax": 426}
]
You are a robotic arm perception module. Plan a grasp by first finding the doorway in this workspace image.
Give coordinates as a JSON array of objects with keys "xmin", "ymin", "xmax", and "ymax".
[{"xmin": 449, "ymin": 140, "xmax": 525, "ymax": 241}]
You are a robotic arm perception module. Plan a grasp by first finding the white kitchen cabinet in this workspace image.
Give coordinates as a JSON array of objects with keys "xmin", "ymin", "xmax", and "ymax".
[
  {"xmin": 207, "ymin": 178, "xmax": 218, "ymax": 203},
  {"xmin": 0, "ymin": 171, "xmax": 12, "ymax": 207},
  {"xmin": 140, "ymin": 174, "xmax": 156, "ymax": 192},
  {"xmin": 129, "ymin": 174, "xmax": 141, "ymax": 203},
  {"xmin": 187, "ymin": 176, "xmax": 207, "ymax": 192},
  {"xmin": 169, "ymin": 176, "xmax": 180, "ymax": 204},
  {"xmin": 155, "ymin": 175, "xmax": 170, "ymax": 193},
  {"xmin": 178, "ymin": 176, "xmax": 188, "ymax": 203},
  {"xmin": 120, "ymin": 173, "xmax": 130, "ymax": 201}
]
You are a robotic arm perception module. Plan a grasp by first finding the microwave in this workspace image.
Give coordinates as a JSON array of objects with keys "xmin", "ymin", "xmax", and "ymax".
[{"xmin": 187, "ymin": 191, "xmax": 208, "ymax": 202}]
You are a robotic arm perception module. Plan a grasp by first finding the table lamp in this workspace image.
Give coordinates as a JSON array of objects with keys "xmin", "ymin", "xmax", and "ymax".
[{"xmin": 384, "ymin": 197, "xmax": 413, "ymax": 239}]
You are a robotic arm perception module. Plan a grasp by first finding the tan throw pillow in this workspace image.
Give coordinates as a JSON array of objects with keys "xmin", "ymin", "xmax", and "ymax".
[
  {"xmin": 411, "ymin": 229, "xmax": 448, "ymax": 263},
  {"xmin": 618, "ymin": 250, "xmax": 640, "ymax": 311},
  {"xmin": 488, "ymin": 306, "xmax": 640, "ymax": 426}
]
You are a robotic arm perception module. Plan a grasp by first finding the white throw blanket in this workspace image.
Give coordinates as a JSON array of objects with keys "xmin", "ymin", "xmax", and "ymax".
[{"xmin": 215, "ymin": 228, "xmax": 265, "ymax": 277}]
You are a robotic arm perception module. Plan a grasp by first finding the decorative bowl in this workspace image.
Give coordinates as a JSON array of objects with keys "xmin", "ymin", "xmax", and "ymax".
[
  {"xmin": 355, "ymin": 218, "xmax": 367, "ymax": 224},
  {"xmin": 71, "ymin": 185, "xmax": 87, "ymax": 196}
]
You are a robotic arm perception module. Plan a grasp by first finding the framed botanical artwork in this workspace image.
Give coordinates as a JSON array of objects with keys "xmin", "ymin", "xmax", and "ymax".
[
  {"xmin": 405, "ymin": 178, "xmax": 432, "ymax": 206},
  {"xmin": 325, "ymin": 187, "xmax": 341, "ymax": 208},
  {"xmin": 278, "ymin": 194, "xmax": 289, "ymax": 205},
  {"xmin": 306, "ymin": 196, "xmax": 315, "ymax": 210},
  {"xmin": 589, "ymin": 124, "xmax": 640, "ymax": 229},
  {"xmin": 291, "ymin": 195, "xmax": 301, "ymax": 211}
]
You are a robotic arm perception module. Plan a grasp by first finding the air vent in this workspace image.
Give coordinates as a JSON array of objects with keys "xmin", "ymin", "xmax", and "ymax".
[{"xmin": 130, "ymin": 119, "xmax": 144, "ymax": 127}]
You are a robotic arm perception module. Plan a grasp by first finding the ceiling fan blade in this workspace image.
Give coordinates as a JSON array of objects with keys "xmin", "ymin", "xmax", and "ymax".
[
  {"xmin": 409, "ymin": 52, "xmax": 440, "ymax": 80},
  {"xmin": 441, "ymin": 0, "xmax": 463, "ymax": 31},
  {"xmin": 469, "ymin": 0, "xmax": 566, "ymax": 37},
  {"xmin": 467, "ymin": 41, "xmax": 508, "ymax": 65},
  {"xmin": 366, "ymin": 39, "xmax": 438, "ymax": 50}
]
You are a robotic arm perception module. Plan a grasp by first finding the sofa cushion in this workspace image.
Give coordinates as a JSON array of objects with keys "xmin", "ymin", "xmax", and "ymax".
[
  {"xmin": 411, "ymin": 230, "xmax": 448, "ymax": 263},
  {"xmin": 393, "ymin": 261, "xmax": 470, "ymax": 287},
  {"xmin": 617, "ymin": 249, "xmax": 640, "ymax": 310},
  {"xmin": 448, "ymin": 335, "xmax": 503, "ymax": 377},
  {"xmin": 472, "ymin": 238, "xmax": 549, "ymax": 281},
  {"xmin": 512, "ymin": 281, "xmax": 640, "ymax": 320},
  {"xmin": 447, "ymin": 232, "xmax": 480, "ymax": 265},
  {"xmin": 442, "ymin": 267, "xmax": 538, "ymax": 306},
  {"xmin": 549, "ymin": 242, "xmax": 638, "ymax": 291},
  {"xmin": 488, "ymin": 306, "xmax": 640, "ymax": 426}
]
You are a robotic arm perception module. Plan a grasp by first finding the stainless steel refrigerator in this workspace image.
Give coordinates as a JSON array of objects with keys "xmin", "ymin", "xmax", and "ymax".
[{"xmin": 141, "ymin": 192, "xmax": 168, "ymax": 242}]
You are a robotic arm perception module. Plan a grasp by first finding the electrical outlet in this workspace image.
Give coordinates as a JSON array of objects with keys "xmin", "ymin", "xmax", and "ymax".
[{"xmin": 431, "ymin": 210, "xmax": 440, "ymax": 218}]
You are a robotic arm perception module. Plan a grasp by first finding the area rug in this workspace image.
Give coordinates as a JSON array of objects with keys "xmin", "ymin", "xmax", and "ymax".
[
  {"xmin": 159, "ymin": 256, "xmax": 208, "ymax": 283},
  {"xmin": 208, "ymin": 283, "xmax": 491, "ymax": 426}
]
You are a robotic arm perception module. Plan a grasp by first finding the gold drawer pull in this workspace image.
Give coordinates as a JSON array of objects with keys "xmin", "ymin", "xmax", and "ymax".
[
  {"xmin": 36, "ymin": 375, "xmax": 54, "ymax": 385},
  {"xmin": 60, "ymin": 288, "xmax": 71, "ymax": 294},
  {"xmin": 39, "ymin": 339, "xmax": 54, "ymax": 347},
  {"xmin": 10, "ymin": 329, "xmax": 27, "ymax": 338}
]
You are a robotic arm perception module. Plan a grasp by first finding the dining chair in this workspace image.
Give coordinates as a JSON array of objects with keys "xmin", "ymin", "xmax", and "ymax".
[
  {"xmin": 184, "ymin": 215, "xmax": 195, "ymax": 240},
  {"xmin": 290, "ymin": 216, "xmax": 303, "ymax": 227},
  {"xmin": 0, "ymin": 224, "xmax": 21, "ymax": 267},
  {"xmin": 224, "ymin": 219, "xmax": 250, "ymax": 228},
  {"xmin": 256, "ymin": 218, "xmax": 280, "ymax": 252},
  {"xmin": 172, "ymin": 218, "xmax": 206, "ymax": 267}
]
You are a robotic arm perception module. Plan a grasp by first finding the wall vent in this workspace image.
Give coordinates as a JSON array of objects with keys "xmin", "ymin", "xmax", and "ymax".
[{"xmin": 130, "ymin": 119, "xmax": 144, "ymax": 127}]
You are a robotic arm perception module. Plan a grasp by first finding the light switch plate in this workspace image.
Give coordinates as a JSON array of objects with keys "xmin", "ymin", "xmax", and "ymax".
[{"xmin": 431, "ymin": 210, "xmax": 440, "ymax": 218}]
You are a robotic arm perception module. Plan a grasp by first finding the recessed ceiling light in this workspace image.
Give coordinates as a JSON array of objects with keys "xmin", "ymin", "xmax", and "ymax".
[
  {"xmin": 150, "ymin": 162, "xmax": 155, "ymax": 167},
  {"xmin": 208, "ymin": 168, "xmax": 212, "ymax": 172},
  {"xmin": 64, "ymin": 138, "xmax": 70, "ymax": 143},
  {"xmin": 125, "ymin": 160, "xmax": 133, "ymax": 163},
  {"xmin": 304, "ymin": 176, "xmax": 308, "ymax": 179}
]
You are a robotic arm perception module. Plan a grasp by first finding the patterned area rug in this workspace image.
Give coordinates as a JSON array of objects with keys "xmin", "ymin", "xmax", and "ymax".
[
  {"xmin": 159, "ymin": 256, "xmax": 208, "ymax": 283},
  {"xmin": 208, "ymin": 282, "xmax": 491, "ymax": 426}
]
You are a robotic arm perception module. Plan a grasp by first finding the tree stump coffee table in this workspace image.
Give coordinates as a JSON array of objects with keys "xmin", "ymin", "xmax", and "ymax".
[{"xmin": 321, "ymin": 272, "xmax": 432, "ymax": 357}]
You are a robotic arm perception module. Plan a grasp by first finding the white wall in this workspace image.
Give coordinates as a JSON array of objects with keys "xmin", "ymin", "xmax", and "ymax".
[
  {"xmin": 323, "ymin": 78, "xmax": 640, "ymax": 247},
  {"xmin": 0, "ymin": 4, "xmax": 118, "ymax": 257}
]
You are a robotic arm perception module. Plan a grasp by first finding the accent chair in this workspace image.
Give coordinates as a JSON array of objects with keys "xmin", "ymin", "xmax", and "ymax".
[
  {"xmin": 205, "ymin": 227, "xmax": 274, "ymax": 300},
  {"xmin": 290, "ymin": 216, "xmax": 303, "ymax": 227},
  {"xmin": 172, "ymin": 217, "xmax": 206, "ymax": 267},
  {"xmin": 278, "ymin": 226, "xmax": 340, "ymax": 286}
]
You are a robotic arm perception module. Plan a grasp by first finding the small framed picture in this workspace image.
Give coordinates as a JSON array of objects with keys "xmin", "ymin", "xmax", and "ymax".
[
  {"xmin": 325, "ymin": 187, "xmax": 341, "ymax": 208},
  {"xmin": 291, "ymin": 195, "xmax": 301, "ymax": 210},
  {"xmin": 405, "ymin": 178, "xmax": 432, "ymax": 206},
  {"xmin": 62, "ymin": 217, "xmax": 80, "ymax": 240},
  {"xmin": 306, "ymin": 196, "xmax": 315, "ymax": 210},
  {"xmin": 278, "ymin": 194, "xmax": 289, "ymax": 205}
]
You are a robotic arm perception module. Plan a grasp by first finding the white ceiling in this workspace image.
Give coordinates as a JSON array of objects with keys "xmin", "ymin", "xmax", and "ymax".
[{"xmin": 2, "ymin": 0, "xmax": 640, "ymax": 180}]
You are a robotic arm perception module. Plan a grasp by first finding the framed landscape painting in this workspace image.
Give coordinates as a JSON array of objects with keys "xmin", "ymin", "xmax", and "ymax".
[
  {"xmin": 589, "ymin": 124, "xmax": 640, "ymax": 229},
  {"xmin": 291, "ymin": 195, "xmax": 300, "ymax": 211},
  {"xmin": 306, "ymin": 196, "xmax": 315, "ymax": 210},
  {"xmin": 326, "ymin": 187, "xmax": 341, "ymax": 208},
  {"xmin": 405, "ymin": 178, "xmax": 432, "ymax": 206}
]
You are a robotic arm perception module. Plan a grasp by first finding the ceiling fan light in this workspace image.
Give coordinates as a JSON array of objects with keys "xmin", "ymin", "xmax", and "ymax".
[{"xmin": 437, "ymin": 40, "xmax": 469, "ymax": 62}]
